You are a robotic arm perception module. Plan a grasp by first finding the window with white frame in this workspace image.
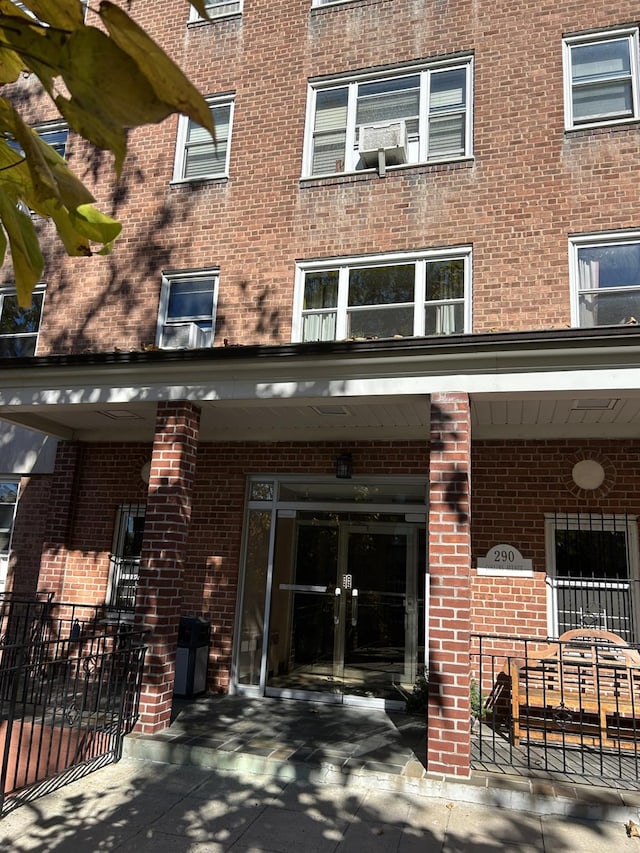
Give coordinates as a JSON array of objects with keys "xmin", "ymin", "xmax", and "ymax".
[
  {"xmin": 563, "ymin": 28, "xmax": 640, "ymax": 129},
  {"xmin": 0, "ymin": 286, "xmax": 44, "ymax": 357},
  {"xmin": 37, "ymin": 122, "xmax": 68, "ymax": 158},
  {"xmin": 7, "ymin": 122, "xmax": 68, "ymax": 160},
  {"xmin": 0, "ymin": 481, "xmax": 19, "ymax": 555},
  {"xmin": 570, "ymin": 232, "xmax": 640, "ymax": 327},
  {"xmin": 157, "ymin": 271, "xmax": 218, "ymax": 348},
  {"xmin": 294, "ymin": 249, "xmax": 471, "ymax": 342},
  {"xmin": 172, "ymin": 97, "xmax": 234, "ymax": 182},
  {"xmin": 303, "ymin": 58, "xmax": 472, "ymax": 177},
  {"xmin": 188, "ymin": 0, "xmax": 242, "ymax": 21}
]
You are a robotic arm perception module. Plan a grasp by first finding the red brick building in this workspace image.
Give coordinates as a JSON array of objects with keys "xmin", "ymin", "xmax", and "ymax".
[{"xmin": 2, "ymin": 0, "xmax": 640, "ymax": 777}]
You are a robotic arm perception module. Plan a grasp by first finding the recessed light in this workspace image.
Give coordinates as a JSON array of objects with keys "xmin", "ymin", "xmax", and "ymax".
[
  {"xmin": 571, "ymin": 399, "xmax": 618, "ymax": 411},
  {"xmin": 312, "ymin": 405, "xmax": 350, "ymax": 416},
  {"xmin": 99, "ymin": 410, "xmax": 143, "ymax": 420}
]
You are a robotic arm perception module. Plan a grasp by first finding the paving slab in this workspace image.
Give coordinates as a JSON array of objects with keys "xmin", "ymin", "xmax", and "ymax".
[{"xmin": 0, "ymin": 757, "xmax": 634, "ymax": 853}]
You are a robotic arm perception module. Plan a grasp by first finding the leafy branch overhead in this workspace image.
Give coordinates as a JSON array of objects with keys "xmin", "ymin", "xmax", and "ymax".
[{"xmin": 0, "ymin": 0, "xmax": 215, "ymax": 305}]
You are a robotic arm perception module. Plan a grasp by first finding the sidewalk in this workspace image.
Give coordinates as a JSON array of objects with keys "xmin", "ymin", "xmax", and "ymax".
[{"xmin": 0, "ymin": 755, "xmax": 635, "ymax": 852}]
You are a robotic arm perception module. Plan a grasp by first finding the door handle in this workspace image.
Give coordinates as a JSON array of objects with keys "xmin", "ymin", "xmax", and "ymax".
[
  {"xmin": 351, "ymin": 588, "xmax": 358, "ymax": 626},
  {"xmin": 334, "ymin": 587, "xmax": 341, "ymax": 624}
]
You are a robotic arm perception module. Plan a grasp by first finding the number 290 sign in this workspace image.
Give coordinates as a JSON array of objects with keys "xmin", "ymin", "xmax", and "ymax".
[{"xmin": 477, "ymin": 544, "xmax": 533, "ymax": 576}]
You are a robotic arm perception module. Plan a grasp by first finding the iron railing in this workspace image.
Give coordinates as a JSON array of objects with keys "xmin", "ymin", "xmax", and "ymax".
[
  {"xmin": 470, "ymin": 632, "xmax": 640, "ymax": 786},
  {"xmin": 0, "ymin": 596, "xmax": 146, "ymax": 814}
]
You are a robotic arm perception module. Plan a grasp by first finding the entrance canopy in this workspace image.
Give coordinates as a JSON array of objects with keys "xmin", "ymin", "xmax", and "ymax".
[{"xmin": 0, "ymin": 326, "xmax": 638, "ymax": 442}]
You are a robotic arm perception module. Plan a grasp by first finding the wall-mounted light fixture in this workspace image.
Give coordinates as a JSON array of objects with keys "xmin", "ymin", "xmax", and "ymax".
[{"xmin": 336, "ymin": 453, "xmax": 353, "ymax": 479}]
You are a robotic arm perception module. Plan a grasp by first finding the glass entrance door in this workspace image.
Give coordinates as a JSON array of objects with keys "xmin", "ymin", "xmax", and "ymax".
[{"xmin": 266, "ymin": 513, "xmax": 421, "ymax": 704}]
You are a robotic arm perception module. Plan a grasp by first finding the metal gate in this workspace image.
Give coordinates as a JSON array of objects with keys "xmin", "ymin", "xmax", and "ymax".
[{"xmin": 0, "ymin": 595, "xmax": 146, "ymax": 814}]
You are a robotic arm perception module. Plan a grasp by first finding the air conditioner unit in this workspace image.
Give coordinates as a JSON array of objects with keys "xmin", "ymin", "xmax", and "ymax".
[
  {"xmin": 358, "ymin": 120, "xmax": 408, "ymax": 168},
  {"xmin": 161, "ymin": 322, "xmax": 208, "ymax": 350}
]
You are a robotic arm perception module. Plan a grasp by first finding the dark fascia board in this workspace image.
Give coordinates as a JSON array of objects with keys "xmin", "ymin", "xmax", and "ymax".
[{"xmin": 3, "ymin": 325, "xmax": 640, "ymax": 373}]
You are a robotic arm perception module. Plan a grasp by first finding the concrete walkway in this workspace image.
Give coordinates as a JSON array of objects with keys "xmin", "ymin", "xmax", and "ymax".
[
  {"xmin": 123, "ymin": 694, "xmax": 640, "ymax": 821},
  {"xmin": 0, "ymin": 755, "xmax": 637, "ymax": 852}
]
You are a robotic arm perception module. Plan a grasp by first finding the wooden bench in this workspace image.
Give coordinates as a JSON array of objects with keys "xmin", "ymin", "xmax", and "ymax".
[{"xmin": 507, "ymin": 629, "xmax": 640, "ymax": 749}]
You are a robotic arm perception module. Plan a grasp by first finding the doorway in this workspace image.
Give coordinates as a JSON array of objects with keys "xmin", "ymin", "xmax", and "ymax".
[{"xmin": 265, "ymin": 512, "xmax": 424, "ymax": 704}]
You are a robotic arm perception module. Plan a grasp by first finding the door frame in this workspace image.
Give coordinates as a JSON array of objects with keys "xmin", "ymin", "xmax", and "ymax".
[{"xmin": 231, "ymin": 475, "xmax": 428, "ymax": 709}]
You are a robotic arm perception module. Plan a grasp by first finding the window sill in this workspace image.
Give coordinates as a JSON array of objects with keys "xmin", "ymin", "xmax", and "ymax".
[
  {"xmin": 311, "ymin": 0, "xmax": 390, "ymax": 11},
  {"xmin": 170, "ymin": 176, "xmax": 229, "ymax": 187},
  {"xmin": 187, "ymin": 12, "xmax": 242, "ymax": 27},
  {"xmin": 300, "ymin": 157, "xmax": 474, "ymax": 187},
  {"xmin": 565, "ymin": 118, "xmax": 640, "ymax": 136}
]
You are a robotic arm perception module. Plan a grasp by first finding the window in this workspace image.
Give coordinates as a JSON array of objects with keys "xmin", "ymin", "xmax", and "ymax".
[
  {"xmin": 545, "ymin": 513, "xmax": 639, "ymax": 641},
  {"xmin": 10, "ymin": 2, "xmax": 87, "ymax": 23},
  {"xmin": 570, "ymin": 232, "xmax": 640, "ymax": 327},
  {"xmin": 7, "ymin": 122, "xmax": 68, "ymax": 160},
  {"xmin": 0, "ymin": 286, "xmax": 44, "ymax": 357},
  {"xmin": 293, "ymin": 249, "xmax": 471, "ymax": 342},
  {"xmin": 312, "ymin": 0, "xmax": 358, "ymax": 5},
  {"xmin": 303, "ymin": 59, "xmax": 472, "ymax": 177},
  {"xmin": 37, "ymin": 122, "xmax": 68, "ymax": 158},
  {"xmin": 107, "ymin": 504, "xmax": 146, "ymax": 611},
  {"xmin": 172, "ymin": 96, "xmax": 234, "ymax": 182},
  {"xmin": 0, "ymin": 480, "xmax": 18, "ymax": 591},
  {"xmin": 0, "ymin": 481, "xmax": 19, "ymax": 555},
  {"xmin": 157, "ymin": 271, "xmax": 218, "ymax": 348},
  {"xmin": 563, "ymin": 29, "xmax": 640, "ymax": 129},
  {"xmin": 188, "ymin": 0, "xmax": 242, "ymax": 21}
]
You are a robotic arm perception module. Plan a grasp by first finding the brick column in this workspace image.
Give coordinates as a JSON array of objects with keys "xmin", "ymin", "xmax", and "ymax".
[
  {"xmin": 37, "ymin": 441, "xmax": 83, "ymax": 599},
  {"xmin": 427, "ymin": 392, "xmax": 472, "ymax": 776},
  {"xmin": 135, "ymin": 400, "xmax": 200, "ymax": 733}
]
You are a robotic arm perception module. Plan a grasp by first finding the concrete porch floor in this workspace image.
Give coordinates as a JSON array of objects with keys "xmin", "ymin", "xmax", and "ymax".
[{"xmin": 122, "ymin": 694, "xmax": 640, "ymax": 822}]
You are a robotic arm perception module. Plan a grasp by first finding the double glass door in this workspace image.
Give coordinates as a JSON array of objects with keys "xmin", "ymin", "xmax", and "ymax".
[{"xmin": 266, "ymin": 513, "xmax": 423, "ymax": 703}]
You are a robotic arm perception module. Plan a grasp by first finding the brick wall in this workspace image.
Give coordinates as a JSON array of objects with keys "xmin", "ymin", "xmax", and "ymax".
[
  {"xmin": 8, "ymin": 475, "xmax": 52, "ymax": 597},
  {"xmin": 25, "ymin": 438, "xmax": 428, "ymax": 694},
  {"xmin": 471, "ymin": 439, "xmax": 640, "ymax": 638},
  {"xmin": 4, "ymin": 0, "xmax": 637, "ymax": 354}
]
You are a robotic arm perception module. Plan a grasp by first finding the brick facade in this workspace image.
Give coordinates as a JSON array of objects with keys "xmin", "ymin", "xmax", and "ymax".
[
  {"xmin": 2, "ymin": 0, "xmax": 640, "ymax": 780},
  {"xmin": 5, "ymin": 0, "xmax": 638, "ymax": 353}
]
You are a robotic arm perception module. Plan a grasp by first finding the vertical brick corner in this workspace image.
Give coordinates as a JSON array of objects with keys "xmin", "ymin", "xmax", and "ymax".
[
  {"xmin": 135, "ymin": 400, "xmax": 201, "ymax": 734},
  {"xmin": 427, "ymin": 392, "xmax": 472, "ymax": 776}
]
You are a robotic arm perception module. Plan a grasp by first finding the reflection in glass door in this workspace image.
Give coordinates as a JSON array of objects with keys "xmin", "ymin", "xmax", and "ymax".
[{"xmin": 266, "ymin": 512, "xmax": 423, "ymax": 704}]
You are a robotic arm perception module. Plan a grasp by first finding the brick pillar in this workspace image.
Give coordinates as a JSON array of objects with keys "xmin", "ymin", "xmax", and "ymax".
[
  {"xmin": 427, "ymin": 392, "xmax": 472, "ymax": 776},
  {"xmin": 37, "ymin": 441, "xmax": 83, "ymax": 600},
  {"xmin": 135, "ymin": 400, "xmax": 200, "ymax": 733}
]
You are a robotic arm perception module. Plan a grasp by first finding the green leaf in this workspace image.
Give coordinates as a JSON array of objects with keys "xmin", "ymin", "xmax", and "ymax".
[
  {"xmin": 61, "ymin": 26, "xmax": 176, "ymax": 127},
  {"xmin": 0, "ymin": 220, "xmax": 7, "ymax": 269},
  {"xmin": 0, "ymin": 98, "xmax": 95, "ymax": 210},
  {"xmin": 0, "ymin": 14, "xmax": 66, "ymax": 94},
  {"xmin": 41, "ymin": 199, "xmax": 92, "ymax": 256},
  {"xmin": 71, "ymin": 204, "xmax": 122, "ymax": 245},
  {"xmin": 100, "ymin": 1, "xmax": 216, "ymax": 140},
  {"xmin": 55, "ymin": 94, "xmax": 128, "ymax": 176},
  {"xmin": 18, "ymin": 0, "xmax": 86, "ymax": 29},
  {"xmin": 0, "ymin": 194, "xmax": 43, "ymax": 307}
]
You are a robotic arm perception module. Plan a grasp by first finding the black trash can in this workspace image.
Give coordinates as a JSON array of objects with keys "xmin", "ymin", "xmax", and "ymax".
[{"xmin": 174, "ymin": 616, "xmax": 211, "ymax": 698}]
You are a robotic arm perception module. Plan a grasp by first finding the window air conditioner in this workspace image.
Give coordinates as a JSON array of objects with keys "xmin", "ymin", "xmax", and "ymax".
[
  {"xmin": 161, "ymin": 322, "xmax": 208, "ymax": 349},
  {"xmin": 358, "ymin": 120, "xmax": 408, "ymax": 168}
]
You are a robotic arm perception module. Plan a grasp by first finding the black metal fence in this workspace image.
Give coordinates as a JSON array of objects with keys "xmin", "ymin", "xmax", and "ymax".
[
  {"xmin": 471, "ymin": 632, "xmax": 640, "ymax": 786},
  {"xmin": 0, "ymin": 595, "xmax": 146, "ymax": 814}
]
